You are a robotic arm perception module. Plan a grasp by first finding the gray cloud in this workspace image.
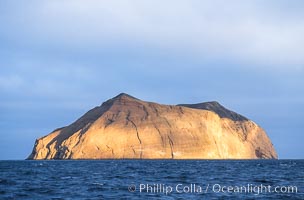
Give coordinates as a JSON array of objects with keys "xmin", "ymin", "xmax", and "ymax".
[{"xmin": 1, "ymin": 0, "xmax": 304, "ymax": 67}]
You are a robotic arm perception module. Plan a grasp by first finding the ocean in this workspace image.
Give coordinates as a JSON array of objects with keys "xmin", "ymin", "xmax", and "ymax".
[{"xmin": 0, "ymin": 160, "xmax": 303, "ymax": 199}]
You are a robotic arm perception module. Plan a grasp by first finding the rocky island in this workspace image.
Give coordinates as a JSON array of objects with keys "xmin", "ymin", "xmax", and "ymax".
[{"xmin": 28, "ymin": 93, "xmax": 277, "ymax": 159}]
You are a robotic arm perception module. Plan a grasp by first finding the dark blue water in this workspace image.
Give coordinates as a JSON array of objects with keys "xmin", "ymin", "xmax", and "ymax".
[{"xmin": 0, "ymin": 160, "xmax": 303, "ymax": 199}]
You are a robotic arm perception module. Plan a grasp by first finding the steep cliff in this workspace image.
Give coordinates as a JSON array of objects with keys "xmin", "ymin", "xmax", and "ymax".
[{"xmin": 28, "ymin": 93, "xmax": 277, "ymax": 159}]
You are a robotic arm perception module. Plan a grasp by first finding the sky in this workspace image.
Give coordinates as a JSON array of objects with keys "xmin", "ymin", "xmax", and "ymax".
[{"xmin": 0, "ymin": 0, "xmax": 303, "ymax": 159}]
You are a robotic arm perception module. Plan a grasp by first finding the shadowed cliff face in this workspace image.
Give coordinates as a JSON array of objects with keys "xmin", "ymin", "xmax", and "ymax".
[
  {"xmin": 178, "ymin": 101, "xmax": 248, "ymax": 121},
  {"xmin": 28, "ymin": 93, "xmax": 277, "ymax": 160}
]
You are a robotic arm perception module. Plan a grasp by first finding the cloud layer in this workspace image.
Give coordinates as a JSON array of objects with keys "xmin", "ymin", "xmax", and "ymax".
[{"xmin": 1, "ymin": 0, "xmax": 304, "ymax": 67}]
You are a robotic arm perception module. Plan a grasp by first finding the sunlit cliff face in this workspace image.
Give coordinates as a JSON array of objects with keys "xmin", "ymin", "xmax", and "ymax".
[{"xmin": 28, "ymin": 93, "xmax": 277, "ymax": 160}]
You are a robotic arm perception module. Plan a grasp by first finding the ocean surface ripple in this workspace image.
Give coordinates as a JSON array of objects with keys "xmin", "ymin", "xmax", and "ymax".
[{"xmin": 0, "ymin": 160, "xmax": 303, "ymax": 199}]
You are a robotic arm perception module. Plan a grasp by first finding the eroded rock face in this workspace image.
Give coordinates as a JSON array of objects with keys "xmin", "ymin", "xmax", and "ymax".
[{"xmin": 28, "ymin": 93, "xmax": 277, "ymax": 159}]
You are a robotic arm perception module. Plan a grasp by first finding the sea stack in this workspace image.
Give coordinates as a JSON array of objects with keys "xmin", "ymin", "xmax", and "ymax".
[{"xmin": 28, "ymin": 93, "xmax": 277, "ymax": 159}]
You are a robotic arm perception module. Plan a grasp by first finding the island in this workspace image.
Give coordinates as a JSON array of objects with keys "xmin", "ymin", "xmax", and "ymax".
[{"xmin": 28, "ymin": 93, "xmax": 277, "ymax": 159}]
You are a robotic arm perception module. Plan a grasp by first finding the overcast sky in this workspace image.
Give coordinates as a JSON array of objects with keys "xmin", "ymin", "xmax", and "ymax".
[{"xmin": 1, "ymin": 0, "xmax": 303, "ymax": 159}]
